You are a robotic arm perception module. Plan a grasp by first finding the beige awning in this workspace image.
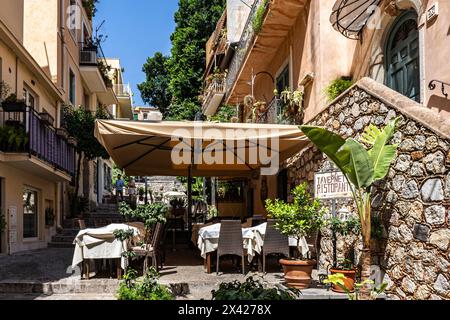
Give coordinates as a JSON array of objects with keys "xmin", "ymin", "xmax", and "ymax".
[{"xmin": 94, "ymin": 120, "xmax": 309, "ymax": 177}]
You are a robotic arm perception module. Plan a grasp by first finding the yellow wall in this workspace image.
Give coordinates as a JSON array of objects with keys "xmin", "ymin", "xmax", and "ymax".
[
  {"xmin": 0, "ymin": 0, "xmax": 24, "ymax": 43},
  {"xmin": 0, "ymin": 163, "xmax": 57, "ymax": 253},
  {"xmin": 0, "ymin": 40, "xmax": 58, "ymax": 119}
]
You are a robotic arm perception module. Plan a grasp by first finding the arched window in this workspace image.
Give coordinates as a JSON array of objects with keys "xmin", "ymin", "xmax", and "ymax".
[{"xmin": 385, "ymin": 10, "xmax": 420, "ymax": 102}]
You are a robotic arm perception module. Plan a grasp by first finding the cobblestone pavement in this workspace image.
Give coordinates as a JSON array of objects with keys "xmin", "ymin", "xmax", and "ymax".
[{"xmin": 0, "ymin": 245, "xmax": 345, "ymax": 300}]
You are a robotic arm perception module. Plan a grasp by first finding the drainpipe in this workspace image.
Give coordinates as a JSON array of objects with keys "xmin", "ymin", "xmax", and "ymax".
[{"xmin": 59, "ymin": 0, "xmax": 66, "ymax": 93}]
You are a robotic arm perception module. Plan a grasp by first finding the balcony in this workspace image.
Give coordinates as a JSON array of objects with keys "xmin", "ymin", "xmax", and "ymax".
[
  {"xmin": 255, "ymin": 97, "xmax": 301, "ymax": 125},
  {"xmin": 113, "ymin": 84, "xmax": 133, "ymax": 119},
  {"xmin": 202, "ymin": 77, "xmax": 227, "ymax": 116},
  {"xmin": 0, "ymin": 107, "xmax": 75, "ymax": 181},
  {"xmin": 225, "ymin": 0, "xmax": 307, "ymax": 104},
  {"xmin": 79, "ymin": 45, "xmax": 116, "ymax": 105},
  {"xmin": 225, "ymin": 0, "xmax": 268, "ymax": 102}
]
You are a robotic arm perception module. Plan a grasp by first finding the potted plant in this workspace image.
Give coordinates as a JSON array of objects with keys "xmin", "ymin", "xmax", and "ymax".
[
  {"xmin": 56, "ymin": 127, "xmax": 69, "ymax": 139},
  {"xmin": 45, "ymin": 207, "xmax": 55, "ymax": 227},
  {"xmin": 1, "ymin": 94, "xmax": 27, "ymax": 112},
  {"xmin": 328, "ymin": 215, "xmax": 360, "ymax": 293},
  {"xmin": 324, "ymin": 273, "xmax": 387, "ymax": 300},
  {"xmin": 275, "ymin": 88, "xmax": 304, "ymax": 124},
  {"xmin": 265, "ymin": 182, "xmax": 326, "ymax": 289},
  {"xmin": 0, "ymin": 210, "xmax": 6, "ymax": 235}
]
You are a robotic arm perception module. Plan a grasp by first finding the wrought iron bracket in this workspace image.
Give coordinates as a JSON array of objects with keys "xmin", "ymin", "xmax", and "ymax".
[{"xmin": 428, "ymin": 80, "xmax": 450, "ymax": 99}]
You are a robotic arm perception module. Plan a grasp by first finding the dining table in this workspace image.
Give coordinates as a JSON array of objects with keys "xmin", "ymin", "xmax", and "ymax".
[
  {"xmin": 197, "ymin": 222, "xmax": 309, "ymax": 273},
  {"xmin": 71, "ymin": 223, "xmax": 140, "ymax": 279}
]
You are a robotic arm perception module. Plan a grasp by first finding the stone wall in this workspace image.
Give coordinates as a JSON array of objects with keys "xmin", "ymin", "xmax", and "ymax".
[{"xmin": 285, "ymin": 78, "xmax": 450, "ymax": 300}]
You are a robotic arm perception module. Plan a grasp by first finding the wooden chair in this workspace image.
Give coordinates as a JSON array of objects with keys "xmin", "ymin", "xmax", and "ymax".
[
  {"xmin": 130, "ymin": 223, "xmax": 165, "ymax": 273},
  {"xmin": 125, "ymin": 222, "xmax": 146, "ymax": 246},
  {"xmin": 216, "ymin": 220, "xmax": 245, "ymax": 275},
  {"xmin": 261, "ymin": 219, "xmax": 289, "ymax": 273}
]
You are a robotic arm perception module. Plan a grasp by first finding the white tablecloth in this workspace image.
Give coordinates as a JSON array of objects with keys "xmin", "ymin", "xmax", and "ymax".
[
  {"xmin": 197, "ymin": 222, "xmax": 309, "ymax": 263},
  {"xmin": 71, "ymin": 223, "xmax": 140, "ymax": 270}
]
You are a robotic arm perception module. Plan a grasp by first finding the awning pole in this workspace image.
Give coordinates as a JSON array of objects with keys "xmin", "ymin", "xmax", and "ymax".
[{"xmin": 187, "ymin": 164, "xmax": 192, "ymax": 232}]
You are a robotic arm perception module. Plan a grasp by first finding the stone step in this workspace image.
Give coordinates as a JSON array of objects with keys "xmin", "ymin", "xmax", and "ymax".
[
  {"xmin": 47, "ymin": 242, "xmax": 74, "ymax": 249},
  {"xmin": 0, "ymin": 280, "xmax": 119, "ymax": 295}
]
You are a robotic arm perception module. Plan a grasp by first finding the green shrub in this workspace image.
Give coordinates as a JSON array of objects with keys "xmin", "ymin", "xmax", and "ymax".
[
  {"xmin": 0, "ymin": 210, "xmax": 6, "ymax": 234},
  {"xmin": 324, "ymin": 78, "xmax": 354, "ymax": 101},
  {"xmin": 117, "ymin": 268, "xmax": 174, "ymax": 300},
  {"xmin": 265, "ymin": 182, "xmax": 326, "ymax": 259},
  {"xmin": 118, "ymin": 202, "xmax": 167, "ymax": 230},
  {"xmin": 212, "ymin": 277, "xmax": 298, "ymax": 300},
  {"xmin": 252, "ymin": 0, "xmax": 270, "ymax": 34}
]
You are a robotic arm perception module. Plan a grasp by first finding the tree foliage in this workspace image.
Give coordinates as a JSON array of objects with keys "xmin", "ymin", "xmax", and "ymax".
[
  {"xmin": 63, "ymin": 106, "xmax": 110, "ymax": 160},
  {"xmin": 138, "ymin": 53, "xmax": 172, "ymax": 118},
  {"xmin": 138, "ymin": 0, "xmax": 226, "ymax": 120}
]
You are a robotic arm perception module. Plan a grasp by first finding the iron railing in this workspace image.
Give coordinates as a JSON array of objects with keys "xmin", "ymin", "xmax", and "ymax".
[
  {"xmin": 113, "ymin": 84, "xmax": 132, "ymax": 97},
  {"xmin": 0, "ymin": 107, "xmax": 76, "ymax": 176},
  {"xmin": 202, "ymin": 77, "xmax": 227, "ymax": 110},
  {"xmin": 225, "ymin": 0, "xmax": 268, "ymax": 101},
  {"xmin": 79, "ymin": 44, "xmax": 98, "ymax": 66},
  {"xmin": 256, "ymin": 97, "xmax": 299, "ymax": 125}
]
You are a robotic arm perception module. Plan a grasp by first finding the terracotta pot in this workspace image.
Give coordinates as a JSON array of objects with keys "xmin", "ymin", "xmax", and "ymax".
[
  {"xmin": 279, "ymin": 259, "xmax": 315, "ymax": 289},
  {"xmin": 329, "ymin": 268, "xmax": 357, "ymax": 293}
]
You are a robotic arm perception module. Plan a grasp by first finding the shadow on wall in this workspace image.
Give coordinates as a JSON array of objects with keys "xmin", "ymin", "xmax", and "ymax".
[{"xmin": 427, "ymin": 94, "xmax": 450, "ymax": 118}]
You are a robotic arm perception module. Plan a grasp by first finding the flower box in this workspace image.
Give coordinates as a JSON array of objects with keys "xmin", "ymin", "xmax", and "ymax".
[
  {"xmin": 56, "ymin": 128, "xmax": 69, "ymax": 139},
  {"xmin": 39, "ymin": 112, "xmax": 55, "ymax": 126},
  {"xmin": 1, "ymin": 101, "xmax": 27, "ymax": 112}
]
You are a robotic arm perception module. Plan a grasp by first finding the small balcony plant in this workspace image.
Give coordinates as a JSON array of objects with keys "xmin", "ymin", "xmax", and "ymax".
[
  {"xmin": 1, "ymin": 94, "xmax": 27, "ymax": 112},
  {"xmin": 274, "ymin": 88, "xmax": 304, "ymax": 124},
  {"xmin": 265, "ymin": 182, "xmax": 326, "ymax": 289}
]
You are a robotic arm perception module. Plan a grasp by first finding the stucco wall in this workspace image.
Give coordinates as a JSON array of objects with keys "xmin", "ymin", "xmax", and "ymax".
[
  {"xmin": 0, "ymin": 162, "xmax": 57, "ymax": 254},
  {"xmin": 0, "ymin": 0, "xmax": 24, "ymax": 43}
]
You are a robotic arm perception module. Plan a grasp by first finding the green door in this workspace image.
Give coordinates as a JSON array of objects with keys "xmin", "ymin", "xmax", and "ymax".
[{"xmin": 386, "ymin": 11, "xmax": 420, "ymax": 102}]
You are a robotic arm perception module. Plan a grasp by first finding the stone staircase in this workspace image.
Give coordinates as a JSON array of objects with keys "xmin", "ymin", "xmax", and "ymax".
[{"xmin": 47, "ymin": 204, "xmax": 124, "ymax": 249}]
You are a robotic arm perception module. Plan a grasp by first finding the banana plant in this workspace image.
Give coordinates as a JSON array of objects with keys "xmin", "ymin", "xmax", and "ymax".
[{"xmin": 300, "ymin": 117, "xmax": 399, "ymax": 299}]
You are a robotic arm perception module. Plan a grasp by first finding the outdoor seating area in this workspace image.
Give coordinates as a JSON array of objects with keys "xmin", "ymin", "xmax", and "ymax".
[{"xmin": 70, "ymin": 214, "xmax": 312, "ymax": 280}]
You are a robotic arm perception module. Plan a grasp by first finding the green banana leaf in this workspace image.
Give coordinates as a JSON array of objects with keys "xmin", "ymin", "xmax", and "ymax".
[
  {"xmin": 367, "ymin": 118, "xmax": 399, "ymax": 182},
  {"xmin": 342, "ymin": 139, "xmax": 374, "ymax": 189},
  {"xmin": 300, "ymin": 126, "xmax": 350, "ymax": 175}
]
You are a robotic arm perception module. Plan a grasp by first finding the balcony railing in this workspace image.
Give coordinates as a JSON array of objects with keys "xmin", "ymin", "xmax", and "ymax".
[
  {"xmin": 225, "ymin": 0, "xmax": 268, "ymax": 100},
  {"xmin": 202, "ymin": 78, "xmax": 227, "ymax": 109},
  {"xmin": 79, "ymin": 44, "xmax": 98, "ymax": 66},
  {"xmin": 113, "ymin": 84, "xmax": 132, "ymax": 97},
  {"xmin": 256, "ymin": 97, "xmax": 300, "ymax": 125},
  {"xmin": 0, "ymin": 107, "xmax": 76, "ymax": 176}
]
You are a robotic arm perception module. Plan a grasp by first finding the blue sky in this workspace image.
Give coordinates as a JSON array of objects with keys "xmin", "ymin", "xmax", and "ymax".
[{"xmin": 94, "ymin": 0, "xmax": 178, "ymax": 106}]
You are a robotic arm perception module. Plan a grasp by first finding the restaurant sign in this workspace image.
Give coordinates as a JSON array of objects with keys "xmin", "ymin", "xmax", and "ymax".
[{"xmin": 314, "ymin": 171, "xmax": 352, "ymax": 199}]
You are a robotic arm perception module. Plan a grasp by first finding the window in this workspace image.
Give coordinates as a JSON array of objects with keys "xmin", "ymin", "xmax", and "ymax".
[
  {"xmin": 143, "ymin": 113, "xmax": 148, "ymax": 120},
  {"xmin": 385, "ymin": 10, "xmax": 420, "ymax": 102},
  {"xmin": 276, "ymin": 64, "xmax": 290, "ymax": 93},
  {"xmin": 23, "ymin": 87, "xmax": 37, "ymax": 109},
  {"xmin": 23, "ymin": 189, "xmax": 38, "ymax": 239},
  {"xmin": 69, "ymin": 69, "xmax": 76, "ymax": 105}
]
